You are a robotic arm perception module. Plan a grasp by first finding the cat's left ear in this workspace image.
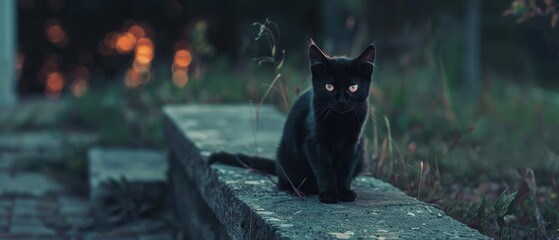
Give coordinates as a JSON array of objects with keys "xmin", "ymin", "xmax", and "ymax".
[
  {"xmin": 354, "ymin": 44, "xmax": 375, "ymax": 77},
  {"xmin": 355, "ymin": 44, "xmax": 375, "ymax": 66}
]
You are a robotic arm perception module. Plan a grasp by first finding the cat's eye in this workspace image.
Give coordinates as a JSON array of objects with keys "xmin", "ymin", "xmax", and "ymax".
[
  {"xmin": 349, "ymin": 84, "xmax": 358, "ymax": 93},
  {"xmin": 325, "ymin": 83, "xmax": 334, "ymax": 92}
]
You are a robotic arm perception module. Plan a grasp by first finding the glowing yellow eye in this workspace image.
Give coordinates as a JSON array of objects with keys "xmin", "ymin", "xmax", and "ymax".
[
  {"xmin": 349, "ymin": 84, "xmax": 358, "ymax": 93},
  {"xmin": 325, "ymin": 83, "xmax": 334, "ymax": 92}
]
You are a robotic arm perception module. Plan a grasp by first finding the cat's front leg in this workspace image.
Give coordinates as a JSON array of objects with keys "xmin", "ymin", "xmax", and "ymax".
[
  {"xmin": 304, "ymin": 142, "xmax": 338, "ymax": 203},
  {"xmin": 335, "ymin": 143, "xmax": 364, "ymax": 202},
  {"xmin": 335, "ymin": 160, "xmax": 357, "ymax": 202}
]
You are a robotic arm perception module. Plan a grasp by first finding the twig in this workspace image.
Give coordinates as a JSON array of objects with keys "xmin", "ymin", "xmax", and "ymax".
[{"xmin": 277, "ymin": 164, "xmax": 305, "ymax": 200}]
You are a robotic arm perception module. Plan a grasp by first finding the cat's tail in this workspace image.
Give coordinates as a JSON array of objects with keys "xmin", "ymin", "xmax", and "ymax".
[{"xmin": 208, "ymin": 151, "xmax": 277, "ymax": 175}]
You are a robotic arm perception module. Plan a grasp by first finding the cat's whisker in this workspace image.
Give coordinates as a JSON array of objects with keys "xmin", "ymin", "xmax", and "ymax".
[
  {"xmin": 313, "ymin": 103, "xmax": 332, "ymax": 124},
  {"xmin": 351, "ymin": 109, "xmax": 362, "ymax": 133}
]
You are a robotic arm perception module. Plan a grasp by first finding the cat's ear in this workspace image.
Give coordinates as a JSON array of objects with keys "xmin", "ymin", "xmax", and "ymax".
[
  {"xmin": 309, "ymin": 42, "xmax": 329, "ymax": 67},
  {"xmin": 354, "ymin": 45, "xmax": 375, "ymax": 77},
  {"xmin": 309, "ymin": 41, "xmax": 329, "ymax": 79},
  {"xmin": 355, "ymin": 44, "xmax": 375, "ymax": 65}
]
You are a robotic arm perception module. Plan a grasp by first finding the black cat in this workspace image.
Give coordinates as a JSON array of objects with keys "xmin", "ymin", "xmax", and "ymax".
[{"xmin": 209, "ymin": 42, "xmax": 375, "ymax": 203}]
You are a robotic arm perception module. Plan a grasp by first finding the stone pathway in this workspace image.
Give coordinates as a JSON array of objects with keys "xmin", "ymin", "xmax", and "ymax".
[
  {"xmin": 0, "ymin": 194, "xmax": 175, "ymax": 239},
  {"xmin": 0, "ymin": 139, "xmax": 176, "ymax": 239}
]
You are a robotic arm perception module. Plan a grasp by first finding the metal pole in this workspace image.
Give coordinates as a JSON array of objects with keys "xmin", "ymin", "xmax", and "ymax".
[{"xmin": 0, "ymin": 0, "xmax": 17, "ymax": 106}]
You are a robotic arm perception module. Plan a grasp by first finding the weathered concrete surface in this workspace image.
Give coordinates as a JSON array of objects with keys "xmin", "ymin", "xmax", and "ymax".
[
  {"xmin": 169, "ymin": 154, "xmax": 230, "ymax": 240},
  {"xmin": 0, "ymin": 195, "xmax": 176, "ymax": 239},
  {"xmin": 0, "ymin": 173, "xmax": 62, "ymax": 196},
  {"xmin": 163, "ymin": 104, "xmax": 489, "ymax": 239},
  {"xmin": 88, "ymin": 148, "xmax": 167, "ymax": 201}
]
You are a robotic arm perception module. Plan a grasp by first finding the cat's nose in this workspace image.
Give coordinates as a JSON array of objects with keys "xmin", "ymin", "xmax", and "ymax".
[{"xmin": 335, "ymin": 101, "xmax": 351, "ymax": 109}]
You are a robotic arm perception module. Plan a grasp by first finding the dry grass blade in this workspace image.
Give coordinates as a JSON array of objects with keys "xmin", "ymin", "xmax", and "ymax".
[
  {"xmin": 278, "ymin": 164, "xmax": 305, "ymax": 200},
  {"xmin": 258, "ymin": 73, "xmax": 283, "ymax": 107},
  {"xmin": 375, "ymin": 137, "xmax": 388, "ymax": 177},
  {"xmin": 524, "ymin": 169, "xmax": 547, "ymax": 236},
  {"xmin": 418, "ymin": 161, "xmax": 424, "ymax": 199},
  {"xmin": 384, "ymin": 116, "xmax": 395, "ymax": 178}
]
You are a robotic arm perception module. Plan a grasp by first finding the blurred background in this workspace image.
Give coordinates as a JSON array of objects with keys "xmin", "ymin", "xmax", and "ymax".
[{"xmin": 1, "ymin": 0, "xmax": 558, "ymax": 238}]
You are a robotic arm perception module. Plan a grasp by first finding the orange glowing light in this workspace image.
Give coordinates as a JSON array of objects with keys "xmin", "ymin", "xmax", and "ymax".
[
  {"xmin": 135, "ymin": 38, "xmax": 154, "ymax": 65},
  {"xmin": 172, "ymin": 69, "xmax": 189, "ymax": 87},
  {"xmin": 46, "ymin": 23, "xmax": 67, "ymax": 46},
  {"xmin": 46, "ymin": 72, "xmax": 65, "ymax": 92},
  {"xmin": 125, "ymin": 68, "xmax": 141, "ymax": 88},
  {"xmin": 174, "ymin": 50, "xmax": 192, "ymax": 68},
  {"xmin": 115, "ymin": 32, "xmax": 137, "ymax": 54},
  {"xmin": 128, "ymin": 25, "xmax": 145, "ymax": 39},
  {"xmin": 71, "ymin": 79, "xmax": 88, "ymax": 97}
]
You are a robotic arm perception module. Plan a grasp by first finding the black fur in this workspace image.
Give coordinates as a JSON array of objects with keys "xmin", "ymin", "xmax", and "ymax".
[{"xmin": 209, "ymin": 42, "xmax": 375, "ymax": 203}]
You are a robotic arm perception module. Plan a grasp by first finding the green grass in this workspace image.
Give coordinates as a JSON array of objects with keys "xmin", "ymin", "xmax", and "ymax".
[{"xmin": 362, "ymin": 59, "xmax": 559, "ymax": 238}]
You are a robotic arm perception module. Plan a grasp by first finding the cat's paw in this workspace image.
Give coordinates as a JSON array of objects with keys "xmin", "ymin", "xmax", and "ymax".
[
  {"xmin": 319, "ymin": 190, "xmax": 339, "ymax": 203},
  {"xmin": 339, "ymin": 189, "xmax": 357, "ymax": 202}
]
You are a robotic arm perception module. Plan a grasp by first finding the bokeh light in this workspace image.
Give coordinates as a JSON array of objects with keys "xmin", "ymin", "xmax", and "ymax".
[
  {"xmin": 45, "ymin": 71, "xmax": 65, "ymax": 99},
  {"xmin": 172, "ymin": 47, "xmax": 191, "ymax": 88},
  {"xmin": 45, "ymin": 19, "xmax": 68, "ymax": 47},
  {"xmin": 71, "ymin": 79, "xmax": 88, "ymax": 97},
  {"xmin": 128, "ymin": 25, "xmax": 145, "ymax": 40},
  {"xmin": 172, "ymin": 69, "xmax": 189, "ymax": 88},
  {"xmin": 135, "ymin": 38, "xmax": 154, "ymax": 65},
  {"xmin": 115, "ymin": 32, "xmax": 136, "ymax": 54},
  {"xmin": 46, "ymin": 72, "xmax": 64, "ymax": 92},
  {"xmin": 125, "ymin": 68, "xmax": 141, "ymax": 88},
  {"xmin": 174, "ymin": 50, "xmax": 192, "ymax": 68},
  {"xmin": 71, "ymin": 66, "xmax": 89, "ymax": 97}
]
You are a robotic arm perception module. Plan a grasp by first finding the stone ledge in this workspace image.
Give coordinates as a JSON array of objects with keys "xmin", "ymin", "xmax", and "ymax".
[
  {"xmin": 163, "ymin": 104, "xmax": 488, "ymax": 239},
  {"xmin": 88, "ymin": 148, "xmax": 167, "ymax": 202}
]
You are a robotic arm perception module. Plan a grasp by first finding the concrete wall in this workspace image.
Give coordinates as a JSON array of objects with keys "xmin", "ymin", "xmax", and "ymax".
[{"xmin": 0, "ymin": 0, "xmax": 17, "ymax": 106}]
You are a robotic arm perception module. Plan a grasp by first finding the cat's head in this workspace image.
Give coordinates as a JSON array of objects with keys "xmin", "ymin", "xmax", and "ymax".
[{"xmin": 309, "ymin": 41, "xmax": 375, "ymax": 113}]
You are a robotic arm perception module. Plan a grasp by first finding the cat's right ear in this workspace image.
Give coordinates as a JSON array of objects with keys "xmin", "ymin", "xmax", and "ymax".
[
  {"xmin": 309, "ymin": 42, "xmax": 328, "ymax": 67},
  {"xmin": 309, "ymin": 42, "xmax": 328, "ymax": 79}
]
